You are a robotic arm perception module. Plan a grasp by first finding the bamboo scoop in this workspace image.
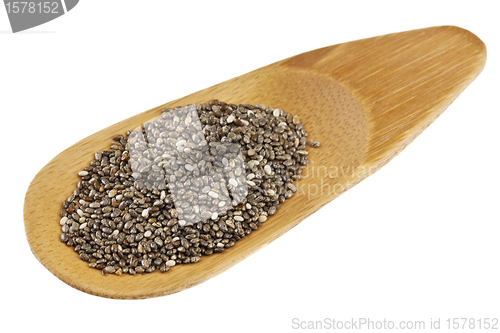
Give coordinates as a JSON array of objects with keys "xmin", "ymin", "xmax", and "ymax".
[{"xmin": 24, "ymin": 26, "xmax": 486, "ymax": 299}]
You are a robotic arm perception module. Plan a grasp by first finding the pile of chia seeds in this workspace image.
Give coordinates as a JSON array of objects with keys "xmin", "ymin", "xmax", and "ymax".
[{"xmin": 59, "ymin": 100, "xmax": 319, "ymax": 275}]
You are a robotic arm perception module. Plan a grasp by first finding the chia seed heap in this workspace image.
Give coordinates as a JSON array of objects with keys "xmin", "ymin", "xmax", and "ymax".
[{"xmin": 59, "ymin": 100, "xmax": 319, "ymax": 275}]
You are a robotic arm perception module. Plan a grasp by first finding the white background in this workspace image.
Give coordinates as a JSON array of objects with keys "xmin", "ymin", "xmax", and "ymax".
[{"xmin": 1, "ymin": 1, "xmax": 499, "ymax": 332}]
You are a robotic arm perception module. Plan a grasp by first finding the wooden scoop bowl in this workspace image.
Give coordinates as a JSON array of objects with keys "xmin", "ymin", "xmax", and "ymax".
[{"xmin": 24, "ymin": 26, "xmax": 486, "ymax": 299}]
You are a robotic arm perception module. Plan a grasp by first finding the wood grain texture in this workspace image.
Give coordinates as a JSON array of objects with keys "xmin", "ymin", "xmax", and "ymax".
[{"xmin": 24, "ymin": 26, "xmax": 486, "ymax": 299}]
